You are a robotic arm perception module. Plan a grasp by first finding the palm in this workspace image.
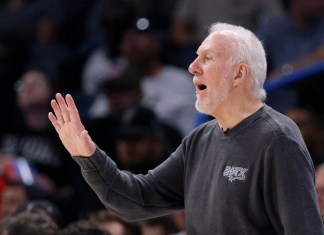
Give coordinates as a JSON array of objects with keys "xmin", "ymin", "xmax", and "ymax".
[
  {"xmin": 58, "ymin": 118, "xmax": 87, "ymax": 156},
  {"xmin": 48, "ymin": 93, "xmax": 96, "ymax": 157}
]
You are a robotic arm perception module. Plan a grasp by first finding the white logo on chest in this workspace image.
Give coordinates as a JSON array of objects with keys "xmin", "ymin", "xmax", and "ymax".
[{"xmin": 223, "ymin": 166, "xmax": 248, "ymax": 182}]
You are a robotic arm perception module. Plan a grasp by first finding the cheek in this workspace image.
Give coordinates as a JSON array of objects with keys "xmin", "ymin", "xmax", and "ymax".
[
  {"xmin": 205, "ymin": 65, "xmax": 226, "ymax": 85},
  {"xmin": 207, "ymin": 76, "xmax": 223, "ymax": 92}
]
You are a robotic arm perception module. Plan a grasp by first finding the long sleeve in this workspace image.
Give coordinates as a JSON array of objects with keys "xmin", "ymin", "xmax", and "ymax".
[
  {"xmin": 73, "ymin": 146, "xmax": 185, "ymax": 221},
  {"xmin": 71, "ymin": 105, "xmax": 324, "ymax": 234},
  {"xmin": 263, "ymin": 134, "xmax": 324, "ymax": 234}
]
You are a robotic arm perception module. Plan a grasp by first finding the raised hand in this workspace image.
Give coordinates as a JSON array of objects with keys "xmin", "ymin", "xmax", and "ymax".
[{"xmin": 48, "ymin": 93, "xmax": 96, "ymax": 157}]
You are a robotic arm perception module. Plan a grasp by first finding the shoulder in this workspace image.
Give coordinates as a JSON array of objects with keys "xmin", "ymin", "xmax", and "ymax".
[
  {"xmin": 255, "ymin": 105, "xmax": 306, "ymax": 148},
  {"xmin": 250, "ymin": 106, "xmax": 312, "ymax": 170},
  {"xmin": 255, "ymin": 106, "xmax": 297, "ymax": 134}
]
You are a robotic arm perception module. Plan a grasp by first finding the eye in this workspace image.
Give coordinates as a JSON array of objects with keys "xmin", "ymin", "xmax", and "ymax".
[{"xmin": 204, "ymin": 56, "xmax": 212, "ymax": 63}]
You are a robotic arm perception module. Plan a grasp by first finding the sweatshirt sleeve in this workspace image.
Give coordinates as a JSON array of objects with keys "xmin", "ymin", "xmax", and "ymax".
[
  {"xmin": 73, "ymin": 145, "xmax": 185, "ymax": 221},
  {"xmin": 263, "ymin": 134, "xmax": 324, "ymax": 234}
]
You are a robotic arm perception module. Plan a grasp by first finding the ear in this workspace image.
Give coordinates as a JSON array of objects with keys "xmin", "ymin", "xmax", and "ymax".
[{"xmin": 233, "ymin": 63, "xmax": 249, "ymax": 86}]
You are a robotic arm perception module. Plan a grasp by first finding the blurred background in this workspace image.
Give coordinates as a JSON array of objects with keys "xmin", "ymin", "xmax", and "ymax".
[{"xmin": 0, "ymin": 0, "xmax": 324, "ymax": 234}]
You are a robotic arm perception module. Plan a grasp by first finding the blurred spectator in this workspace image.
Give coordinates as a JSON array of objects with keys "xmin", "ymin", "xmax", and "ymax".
[
  {"xmin": 285, "ymin": 107, "xmax": 324, "ymax": 168},
  {"xmin": 257, "ymin": 0, "xmax": 324, "ymax": 112},
  {"xmin": 170, "ymin": 211, "xmax": 186, "ymax": 235},
  {"xmin": 4, "ymin": 211, "xmax": 59, "ymax": 235},
  {"xmin": 60, "ymin": 0, "xmax": 99, "ymax": 51},
  {"xmin": 0, "ymin": 70, "xmax": 67, "ymax": 189},
  {"xmin": 84, "ymin": 67, "xmax": 145, "ymax": 159},
  {"xmin": 0, "ymin": 0, "xmax": 66, "ymax": 122},
  {"xmin": 85, "ymin": 67, "xmax": 183, "ymax": 167},
  {"xmin": 120, "ymin": 28, "xmax": 197, "ymax": 136},
  {"xmin": 82, "ymin": 1, "xmax": 197, "ymax": 136},
  {"xmin": 0, "ymin": 182, "xmax": 41, "ymax": 219},
  {"xmin": 0, "ymin": 69, "xmax": 102, "ymax": 224},
  {"xmin": 81, "ymin": 0, "xmax": 136, "ymax": 101},
  {"xmin": 315, "ymin": 163, "xmax": 324, "ymax": 222},
  {"xmin": 168, "ymin": 0, "xmax": 283, "ymax": 68},
  {"xmin": 172, "ymin": 0, "xmax": 282, "ymax": 43},
  {"xmin": 130, "ymin": 0, "xmax": 176, "ymax": 32},
  {"xmin": 0, "ymin": 70, "xmax": 67, "ymax": 186},
  {"xmin": 257, "ymin": 0, "xmax": 324, "ymax": 79},
  {"xmin": 15, "ymin": 199, "xmax": 64, "ymax": 228},
  {"xmin": 138, "ymin": 216, "xmax": 178, "ymax": 235},
  {"xmin": 115, "ymin": 107, "xmax": 179, "ymax": 174},
  {"xmin": 80, "ymin": 0, "xmax": 176, "ymax": 59},
  {"xmin": 0, "ymin": 182, "xmax": 28, "ymax": 218},
  {"xmin": 0, "ymin": 216, "xmax": 11, "ymax": 235},
  {"xmin": 89, "ymin": 209, "xmax": 141, "ymax": 235},
  {"xmin": 60, "ymin": 219, "xmax": 110, "ymax": 235},
  {"xmin": 0, "ymin": 0, "xmax": 64, "ymax": 55},
  {"xmin": 79, "ymin": 0, "xmax": 177, "ymax": 94}
]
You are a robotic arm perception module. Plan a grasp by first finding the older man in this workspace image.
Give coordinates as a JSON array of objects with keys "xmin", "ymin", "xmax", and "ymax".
[{"xmin": 49, "ymin": 23, "xmax": 324, "ymax": 234}]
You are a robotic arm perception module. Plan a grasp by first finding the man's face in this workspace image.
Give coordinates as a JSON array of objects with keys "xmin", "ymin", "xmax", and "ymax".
[
  {"xmin": 16, "ymin": 71, "xmax": 52, "ymax": 111},
  {"xmin": 1, "ymin": 185, "xmax": 28, "ymax": 217},
  {"xmin": 188, "ymin": 33, "xmax": 233, "ymax": 116},
  {"xmin": 120, "ymin": 29, "xmax": 159, "ymax": 69}
]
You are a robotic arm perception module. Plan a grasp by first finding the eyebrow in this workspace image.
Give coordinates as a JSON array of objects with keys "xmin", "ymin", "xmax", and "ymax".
[{"xmin": 196, "ymin": 47, "xmax": 213, "ymax": 55}]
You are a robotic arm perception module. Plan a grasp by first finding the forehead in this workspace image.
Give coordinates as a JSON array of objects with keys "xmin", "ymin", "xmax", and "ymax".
[{"xmin": 197, "ymin": 33, "xmax": 230, "ymax": 57}]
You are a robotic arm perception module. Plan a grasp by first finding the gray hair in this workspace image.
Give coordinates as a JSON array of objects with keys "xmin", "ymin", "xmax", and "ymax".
[{"xmin": 209, "ymin": 23, "xmax": 267, "ymax": 101}]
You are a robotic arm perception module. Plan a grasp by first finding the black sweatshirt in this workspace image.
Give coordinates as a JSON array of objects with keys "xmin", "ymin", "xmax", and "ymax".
[{"xmin": 74, "ymin": 105, "xmax": 324, "ymax": 234}]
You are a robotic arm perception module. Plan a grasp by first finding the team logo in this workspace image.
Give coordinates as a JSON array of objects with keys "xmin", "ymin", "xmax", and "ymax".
[{"xmin": 223, "ymin": 166, "xmax": 248, "ymax": 182}]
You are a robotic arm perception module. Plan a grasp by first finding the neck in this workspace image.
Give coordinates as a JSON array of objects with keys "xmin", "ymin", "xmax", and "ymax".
[{"xmin": 216, "ymin": 101, "xmax": 264, "ymax": 131}]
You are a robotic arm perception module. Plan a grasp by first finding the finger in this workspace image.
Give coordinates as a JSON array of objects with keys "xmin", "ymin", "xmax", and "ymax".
[
  {"xmin": 56, "ymin": 93, "xmax": 71, "ymax": 123},
  {"xmin": 65, "ymin": 94, "xmax": 81, "ymax": 122},
  {"xmin": 48, "ymin": 112, "xmax": 61, "ymax": 132},
  {"xmin": 50, "ymin": 99, "xmax": 64, "ymax": 125}
]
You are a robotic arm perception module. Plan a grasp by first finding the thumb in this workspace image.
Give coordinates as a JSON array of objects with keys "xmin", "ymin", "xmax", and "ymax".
[
  {"xmin": 80, "ymin": 130, "xmax": 96, "ymax": 156},
  {"xmin": 80, "ymin": 129, "xmax": 89, "ymax": 140}
]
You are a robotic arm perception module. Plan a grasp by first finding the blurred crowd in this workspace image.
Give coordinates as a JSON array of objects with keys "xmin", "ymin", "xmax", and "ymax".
[{"xmin": 0, "ymin": 0, "xmax": 324, "ymax": 233}]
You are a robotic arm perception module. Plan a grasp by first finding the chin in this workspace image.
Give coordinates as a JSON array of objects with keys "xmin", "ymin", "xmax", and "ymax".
[{"xmin": 195, "ymin": 101, "xmax": 213, "ymax": 116}]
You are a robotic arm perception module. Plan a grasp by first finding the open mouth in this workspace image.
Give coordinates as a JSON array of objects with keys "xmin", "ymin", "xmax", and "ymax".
[
  {"xmin": 197, "ymin": 84, "xmax": 207, "ymax": 91},
  {"xmin": 193, "ymin": 77, "xmax": 207, "ymax": 92}
]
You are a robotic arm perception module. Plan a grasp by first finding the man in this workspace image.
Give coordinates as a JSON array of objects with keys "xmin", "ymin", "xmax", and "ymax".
[{"xmin": 48, "ymin": 23, "xmax": 324, "ymax": 234}]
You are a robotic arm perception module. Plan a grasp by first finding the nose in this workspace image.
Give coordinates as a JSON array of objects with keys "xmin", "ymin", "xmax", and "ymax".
[{"xmin": 188, "ymin": 57, "xmax": 201, "ymax": 76}]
